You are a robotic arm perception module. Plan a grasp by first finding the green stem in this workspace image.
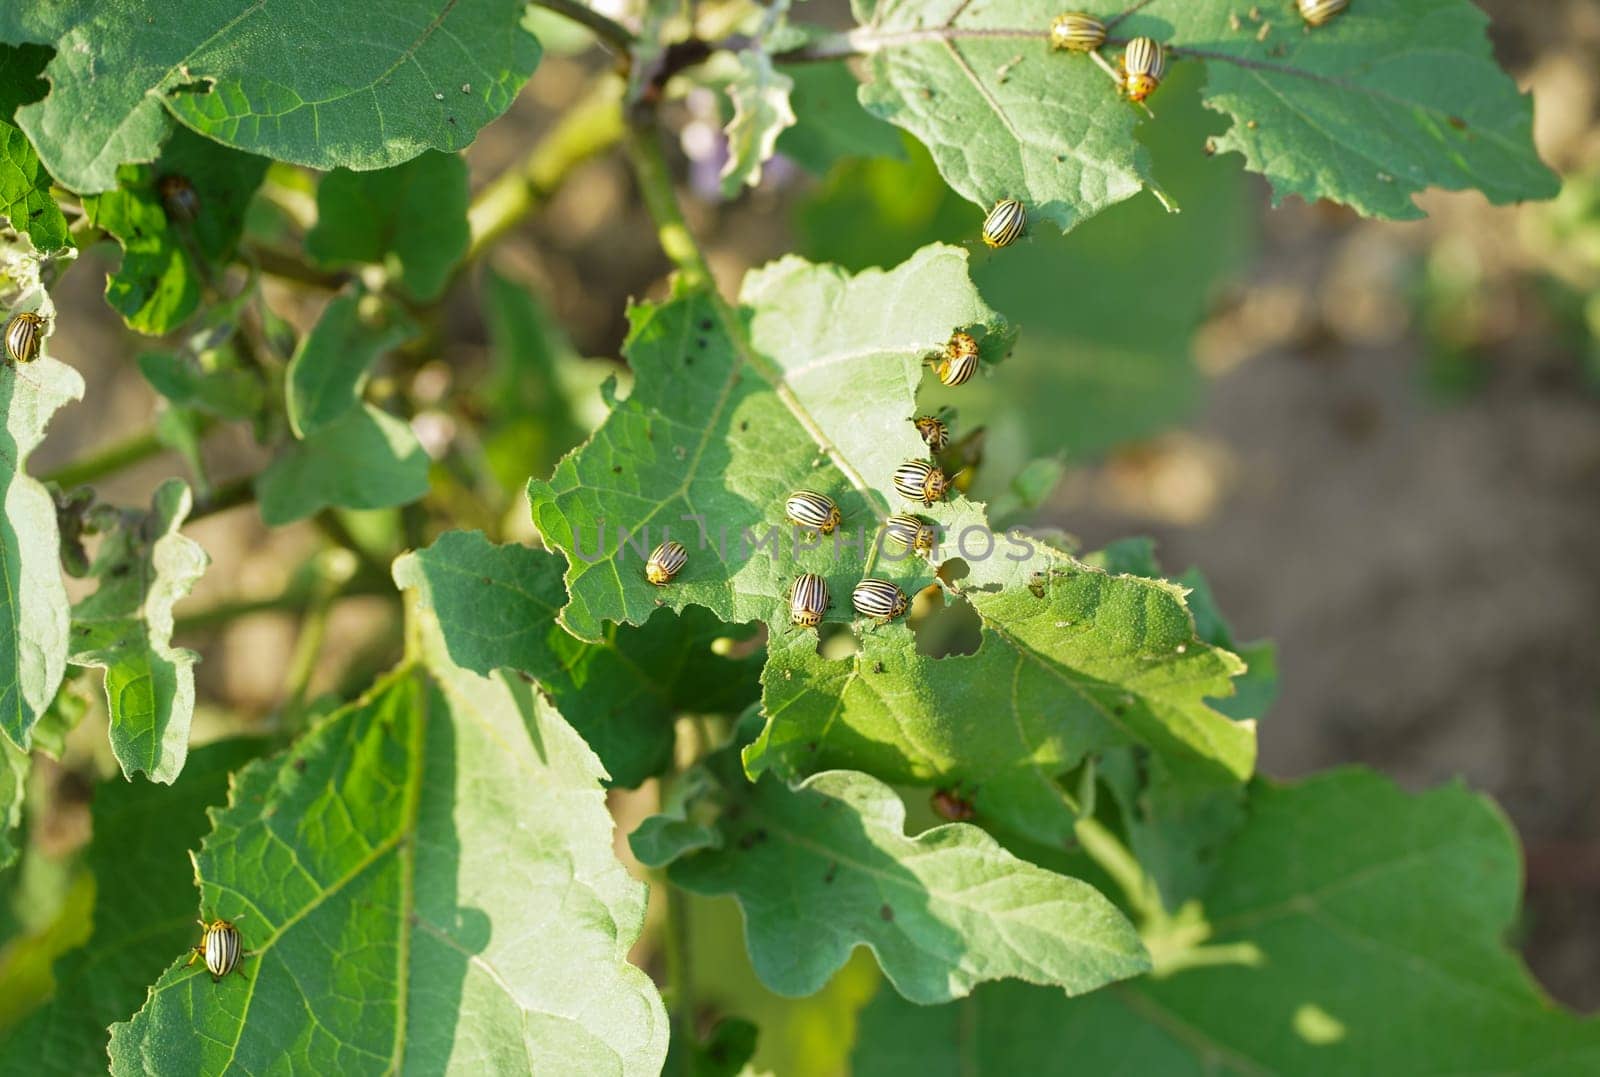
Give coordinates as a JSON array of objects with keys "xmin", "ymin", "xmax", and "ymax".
[
  {"xmin": 245, "ymin": 245, "xmax": 348, "ymax": 291},
  {"xmin": 188, "ymin": 474, "xmax": 257, "ymax": 521},
  {"xmin": 41, "ymin": 428, "xmax": 165, "ymax": 489},
  {"xmin": 466, "ymin": 76, "xmax": 628, "ymax": 264},
  {"xmin": 313, "ymin": 510, "xmax": 391, "ymax": 584},
  {"xmin": 1074, "ymin": 815, "xmax": 1165, "ymax": 926},
  {"xmin": 531, "ymin": 0, "xmax": 636, "ymax": 54},
  {"xmin": 661, "ymin": 871, "xmax": 694, "ymax": 1048},
  {"xmin": 623, "ymin": 119, "xmax": 714, "ymax": 293}
]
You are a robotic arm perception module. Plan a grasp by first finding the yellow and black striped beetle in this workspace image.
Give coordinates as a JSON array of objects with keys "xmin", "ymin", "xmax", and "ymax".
[
  {"xmin": 784, "ymin": 490, "xmax": 841, "ymax": 534},
  {"xmin": 1049, "ymin": 12, "xmax": 1107, "ymax": 52},
  {"xmin": 1297, "ymin": 0, "xmax": 1349, "ymax": 26},
  {"xmin": 4, "ymin": 311, "xmax": 45, "ymax": 365},
  {"xmin": 931, "ymin": 788, "xmax": 976, "ymax": 822},
  {"xmin": 789, "ymin": 573, "xmax": 830, "ymax": 628},
  {"xmin": 893, "ymin": 459, "xmax": 949, "ymax": 506},
  {"xmin": 188, "ymin": 917, "xmax": 247, "ymax": 982},
  {"xmin": 913, "ymin": 415, "xmax": 950, "ymax": 452},
  {"xmin": 1120, "ymin": 37, "xmax": 1167, "ymax": 104},
  {"xmin": 851, "ymin": 578, "xmax": 909, "ymax": 623},
  {"xmin": 936, "ymin": 332, "xmax": 980, "ymax": 387},
  {"xmin": 981, "ymin": 199, "xmax": 1025, "ymax": 248},
  {"xmin": 645, "ymin": 540, "xmax": 688, "ymax": 586},
  {"xmin": 884, "ymin": 513, "xmax": 937, "ymax": 555}
]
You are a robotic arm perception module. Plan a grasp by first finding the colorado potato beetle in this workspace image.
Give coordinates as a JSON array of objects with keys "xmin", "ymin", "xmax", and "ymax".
[
  {"xmin": 931, "ymin": 788, "xmax": 975, "ymax": 822},
  {"xmin": 645, "ymin": 540, "xmax": 688, "ymax": 585},
  {"xmin": 892, "ymin": 459, "xmax": 949, "ymax": 506},
  {"xmin": 937, "ymin": 332, "xmax": 980, "ymax": 387},
  {"xmin": 913, "ymin": 415, "xmax": 951, "ymax": 451},
  {"xmin": 1297, "ymin": 0, "xmax": 1349, "ymax": 26},
  {"xmin": 884, "ymin": 513, "xmax": 937, "ymax": 555},
  {"xmin": 1120, "ymin": 37, "xmax": 1167, "ymax": 103},
  {"xmin": 1049, "ymin": 12, "xmax": 1107, "ymax": 52},
  {"xmin": 4, "ymin": 311, "xmax": 44, "ymax": 365},
  {"xmin": 188, "ymin": 917, "xmax": 246, "ymax": 982},
  {"xmin": 789, "ymin": 573, "xmax": 830, "ymax": 628},
  {"xmin": 851, "ymin": 578, "xmax": 909, "ymax": 622},
  {"xmin": 158, "ymin": 174, "xmax": 201, "ymax": 222},
  {"xmin": 981, "ymin": 199, "xmax": 1026, "ymax": 248},
  {"xmin": 784, "ymin": 490, "xmax": 841, "ymax": 534}
]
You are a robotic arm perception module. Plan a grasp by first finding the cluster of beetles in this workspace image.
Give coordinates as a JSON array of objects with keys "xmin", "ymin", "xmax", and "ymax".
[{"xmin": 0, "ymin": 0, "xmax": 1357, "ymax": 992}]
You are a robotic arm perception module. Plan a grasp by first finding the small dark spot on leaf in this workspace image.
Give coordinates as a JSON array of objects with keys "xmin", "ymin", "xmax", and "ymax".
[
  {"xmin": 872, "ymin": 662, "xmax": 885, "ymax": 674},
  {"xmin": 753, "ymin": 828, "xmax": 768, "ymax": 843},
  {"xmin": 738, "ymin": 832, "xmax": 758, "ymax": 850},
  {"xmin": 1028, "ymin": 582, "xmax": 1046, "ymax": 598},
  {"xmin": 698, "ymin": 318, "xmax": 712, "ymax": 330},
  {"xmin": 739, "ymin": 420, "xmax": 749, "ymax": 432},
  {"xmin": 1448, "ymin": 115, "xmax": 1468, "ymax": 130},
  {"xmin": 695, "ymin": 338, "xmax": 707, "ymax": 349},
  {"xmin": 1113, "ymin": 704, "xmax": 1127, "ymax": 716},
  {"xmin": 292, "ymin": 758, "xmax": 307, "ymax": 773},
  {"xmin": 823, "ymin": 861, "xmax": 838, "ymax": 884},
  {"xmin": 879, "ymin": 904, "xmax": 894, "ymax": 922},
  {"xmin": 612, "ymin": 465, "xmax": 623, "ymax": 473},
  {"xmin": 806, "ymin": 741, "xmax": 817, "ymax": 752},
  {"xmin": 481, "ymin": 576, "xmax": 492, "ymax": 585}
]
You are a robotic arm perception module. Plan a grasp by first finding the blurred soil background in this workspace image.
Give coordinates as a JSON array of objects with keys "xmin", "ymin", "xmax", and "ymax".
[{"xmin": 22, "ymin": 0, "xmax": 1600, "ymax": 1018}]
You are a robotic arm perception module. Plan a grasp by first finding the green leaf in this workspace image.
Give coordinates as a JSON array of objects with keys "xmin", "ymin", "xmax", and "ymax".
[
  {"xmin": 635, "ymin": 716, "xmax": 1149, "ymax": 1003},
  {"xmin": 255, "ymin": 403, "xmax": 430, "ymax": 526},
  {"xmin": 848, "ymin": 0, "xmax": 1152, "ymax": 234},
  {"xmin": 138, "ymin": 352, "xmax": 264, "ymax": 422},
  {"xmin": 527, "ymin": 245, "xmax": 1252, "ymax": 846},
  {"xmin": 1153, "ymin": 0, "xmax": 1560, "ymax": 218},
  {"xmin": 798, "ymin": 64, "xmax": 1254, "ymax": 462},
  {"xmin": 0, "ymin": 739, "xmax": 261, "ymax": 1076},
  {"xmin": 65, "ymin": 479, "xmax": 207, "ymax": 784},
  {"xmin": 394, "ymin": 530, "xmax": 762, "ymax": 787},
  {"xmin": 0, "ymin": 122, "xmax": 68, "ymax": 252},
  {"xmin": 721, "ymin": 50, "xmax": 797, "ymax": 196},
  {"xmin": 854, "ymin": 769, "xmax": 1600, "ymax": 1076},
  {"xmin": 0, "ymin": 44, "xmax": 50, "ymax": 118},
  {"xmin": 0, "ymin": 736, "xmax": 22, "ymax": 871},
  {"xmin": 287, "ymin": 289, "xmax": 417, "ymax": 438},
  {"xmin": 82, "ymin": 126, "xmax": 268, "ymax": 335},
  {"xmin": 307, "ymin": 152, "xmax": 470, "ymax": 302},
  {"xmin": 0, "ymin": 2, "xmax": 540, "ymax": 193},
  {"xmin": 0, "ymin": 237, "xmax": 83, "ymax": 751},
  {"xmin": 107, "ymin": 603, "xmax": 667, "ymax": 1076},
  {"xmin": 663, "ymin": 1017, "xmax": 759, "ymax": 1077},
  {"xmin": 776, "ymin": 62, "xmax": 905, "ymax": 176},
  {"xmin": 838, "ymin": 0, "xmax": 1556, "ymax": 232}
]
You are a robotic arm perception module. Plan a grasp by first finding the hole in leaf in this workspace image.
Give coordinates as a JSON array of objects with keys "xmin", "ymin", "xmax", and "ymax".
[
  {"xmin": 911, "ymin": 586, "xmax": 981, "ymax": 658},
  {"xmin": 816, "ymin": 621, "xmax": 859, "ymax": 660},
  {"xmin": 165, "ymin": 78, "xmax": 215, "ymax": 97}
]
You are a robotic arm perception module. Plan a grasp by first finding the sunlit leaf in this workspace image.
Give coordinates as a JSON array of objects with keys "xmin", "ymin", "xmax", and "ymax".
[{"xmin": 721, "ymin": 50, "xmax": 797, "ymax": 196}]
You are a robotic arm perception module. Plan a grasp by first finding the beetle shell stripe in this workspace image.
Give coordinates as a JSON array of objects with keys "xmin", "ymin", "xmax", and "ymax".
[
  {"xmin": 1049, "ymin": 12, "xmax": 1107, "ymax": 52},
  {"xmin": 785, "ymin": 490, "xmax": 841, "ymax": 534},
  {"xmin": 914, "ymin": 416, "xmax": 950, "ymax": 451},
  {"xmin": 1121, "ymin": 37, "xmax": 1167, "ymax": 102},
  {"xmin": 884, "ymin": 513, "xmax": 936, "ymax": 554},
  {"xmin": 851, "ymin": 578, "xmax": 909, "ymax": 621},
  {"xmin": 645, "ymin": 540, "xmax": 688, "ymax": 585},
  {"xmin": 1297, "ymin": 0, "xmax": 1348, "ymax": 25},
  {"xmin": 5, "ymin": 312, "xmax": 44, "ymax": 364},
  {"xmin": 789, "ymin": 573, "xmax": 830, "ymax": 627},
  {"xmin": 201, "ymin": 920, "xmax": 242, "ymax": 978},
  {"xmin": 982, "ymin": 199, "xmax": 1025, "ymax": 248},
  {"xmin": 893, "ymin": 460, "xmax": 948, "ymax": 505}
]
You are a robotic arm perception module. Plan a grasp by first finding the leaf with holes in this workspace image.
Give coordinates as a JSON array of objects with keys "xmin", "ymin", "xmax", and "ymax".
[
  {"xmin": 633, "ymin": 715, "xmax": 1149, "ymax": 1002},
  {"xmin": 0, "ymin": 1, "xmax": 540, "ymax": 193},
  {"xmin": 852, "ymin": 769, "xmax": 1600, "ymax": 1076},
  {"xmin": 106, "ymin": 601, "xmax": 668, "ymax": 1076},
  {"xmin": 66, "ymin": 479, "xmax": 208, "ymax": 784},
  {"xmin": 0, "ymin": 234, "xmax": 83, "ymax": 752},
  {"xmin": 836, "ymin": 0, "xmax": 1555, "ymax": 233},
  {"xmin": 527, "ymin": 244, "xmax": 1253, "ymax": 851},
  {"xmin": 721, "ymin": 50, "xmax": 797, "ymax": 196},
  {"xmin": 395, "ymin": 530, "xmax": 762, "ymax": 787},
  {"xmin": 0, "ymin": 739, "xmax": 261, "ymax": 1075},
  {"xmin": 82, "ymin": 126, "xmax": 269, "ymax": 335},
  {"xmin": 0, "ymin": 121, "xmax": 67, "ymax": 252}
]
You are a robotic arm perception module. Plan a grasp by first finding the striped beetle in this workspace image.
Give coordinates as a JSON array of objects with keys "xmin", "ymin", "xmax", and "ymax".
[
  {"xmin": 931, "ymin": 789, "xmax": 975, "ymax": 822},
  {"xmin": 1297, "ymin": 0, "xmax": 1349, "ymax": 26},
  {"xmin": 188, "ymin": 917, "xmax": 247, "ymax": 982},
  {"xmin": 645, "ymin": 540, "xmax": 688, "ymax": 586},
  {"xmin": 913, "ymin": 415, "xmax": 950, "ymax": 452},
  {"xmin": 982, "ymin": 199, "xmax": 1025, "ymax": 248},
  {"xmin": 1049, "ymin": 12, "xmax": 1107, "ymax": 52},
  {"xmin": 892, "ymin": 459, "xmax": 949, "ymax": 506},
  {"xmin": 4, "ymin": 311, "xmax": 45, "ymax": 365},
  {"xmin": 789, "ymin": 573, "xmax": 830, "ymax": 628},
  {"xmin": 851, "ymin": 578, "xmax": 909, "ymax": 622},
  {"xmin": 883, "ymin": 513, "xmax": 937, "ymax": 555},
  {"xmin": 784, "ymin": 490, "xmax": 841, "ymax": 534},
  {"xmin": 936, "ymin": 332, "xmax": 980, "ymax": 387},
  {"xmin": 1120, "ymin": 37, "xmax": 1167, "ymax": 103}
]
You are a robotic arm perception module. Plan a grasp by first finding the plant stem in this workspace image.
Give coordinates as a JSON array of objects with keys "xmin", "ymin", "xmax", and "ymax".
[
  {"xmin": 531, "ymin": 0, "xmax": 636, "ymax": 55},
  {"xmin": 245, "ymin": 245, "xmax": 348, "ymax": 291},
  {"xmin": 466, "ymin": 76, "xmax": 628, "ymax": 263},
  {"xmin": 623, "ymin": 119, "xmax": 714, "ymax": 293},
  {"xmin": 188, "ymin": 475, "xmax": 257, "ymax": 521},
  {"xmin": 661, "ymin": 864, "xmax": 695, "ymax": 1049},
  {"xmin": 1074, "ymin": 815, "xmax": 1165, "ymax": 926},
  {"xmin": 41, "ymin": 428, "xmax": 165, "ymax": 489},
  {"xmin": 313, "ymin": 510, "xmax": 392, "ymax": 584}
]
